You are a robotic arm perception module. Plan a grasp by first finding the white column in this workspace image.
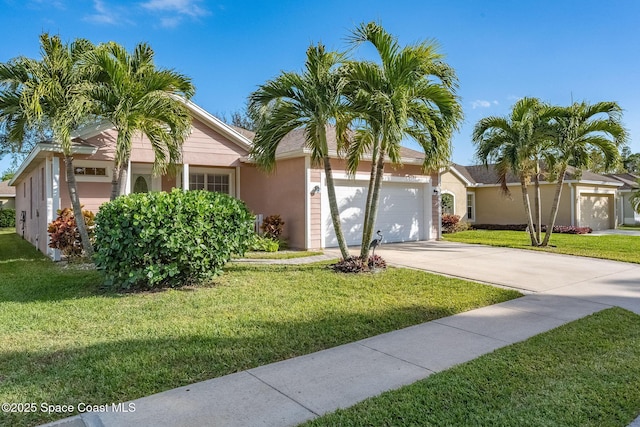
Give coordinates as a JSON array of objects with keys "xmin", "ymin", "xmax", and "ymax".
[
  {"xmin": 125, "ymin": 160, "xmax": 132, "ymax": 195},
  {"xmin": 235, "ymin": 166, "xmax": 241, "ymax": 198},
  {"xmin": 46, "ymin": 156, "xmax": 61, "ymax": 261},
  {"xmin": 182, "ymin": 163, "xmax": 189, "ymax": 190}
]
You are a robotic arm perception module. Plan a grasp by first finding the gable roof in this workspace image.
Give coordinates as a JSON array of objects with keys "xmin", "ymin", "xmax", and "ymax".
[
  {"xmin": 606, "ymin": 173, "xmax": 640, "ymax": 190},
  {"xmin": 451, "ymin": 163, "xmax": 623, "ymax": 187},
  {"xmin": 9, "ymin": 100, "xmax": 254, "ymax": 186},
  {"xmin": 0, "ymin": 180, "xmax": 16, "ymax": 197},
  {"xmin": 237, "ymin": 125, "xmax": 427, "ymax": 164}
]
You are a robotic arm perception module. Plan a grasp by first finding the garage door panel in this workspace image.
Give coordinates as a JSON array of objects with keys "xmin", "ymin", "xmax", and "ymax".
[
  {"xmin": 323, "ymin": 180, "xmax": 426, "ymax": 247},
  {"xmin": 579, "ymin": 194, "xmax": 612, "ymax": 231}
]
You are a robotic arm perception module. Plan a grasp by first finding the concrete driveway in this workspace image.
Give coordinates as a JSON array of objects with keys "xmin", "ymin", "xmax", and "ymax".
[{"xmin": 369, "ymin": 241, "xmax": 640, "ymax": 314}]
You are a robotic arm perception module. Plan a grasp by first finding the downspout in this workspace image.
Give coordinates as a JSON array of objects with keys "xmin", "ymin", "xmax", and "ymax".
[{"xmin": 569, "ymin": 182, "xmax": 575, "ymax": 226}]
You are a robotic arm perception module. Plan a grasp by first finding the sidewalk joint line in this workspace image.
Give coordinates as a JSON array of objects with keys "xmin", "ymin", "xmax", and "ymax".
[{"xmin": 246, "ymin": 371, "xmax": 321, "ymax": 417}]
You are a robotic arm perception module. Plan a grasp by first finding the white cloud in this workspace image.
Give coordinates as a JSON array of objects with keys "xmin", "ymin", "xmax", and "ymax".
[
  {"xmin": 84, "ymin": 0, "xmax": 119, "ymax": 25},
  {"xmin": 140, "ymin": 0, "xmax": 209, "ymax": 18},
  {"xmin": 471, "ymin": 100, "xmax": 491, "ymax": 109}
]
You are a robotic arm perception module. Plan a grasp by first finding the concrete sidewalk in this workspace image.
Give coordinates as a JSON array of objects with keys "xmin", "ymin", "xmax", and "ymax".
[{"xmin": 42, "ymin": 242, "xmax": 640, "ymax": 427}]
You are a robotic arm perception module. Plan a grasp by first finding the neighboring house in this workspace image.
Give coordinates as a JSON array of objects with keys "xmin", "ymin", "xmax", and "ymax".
[
  {"xmin": 0, "ymin": 180, "xmax": 16, "ymax": 210},
  {"xmin": 607, "ymin": 173, "xmax": 640, "ymax": 225},
  {"xmin": 9, "ymin": 101, "xmax": 441, "ymax": 259},
  {"xmin": 441, "ymin": 164, "xmax": 623, "ymax": 231}
]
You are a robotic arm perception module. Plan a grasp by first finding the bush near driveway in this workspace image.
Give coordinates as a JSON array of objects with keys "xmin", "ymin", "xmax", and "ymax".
[{"xmin": 94, "ymin": 189, "xmax": 254, "ymax": 290}]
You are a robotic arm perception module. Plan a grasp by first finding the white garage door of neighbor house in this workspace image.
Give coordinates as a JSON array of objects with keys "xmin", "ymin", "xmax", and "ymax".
[
  {"xmin": 579, "ymin": 194, "xmax": 612, "ymax": 231},
  {"xmin": 323, "ymin": 180, "xmax": 427, "ymax": 247}
]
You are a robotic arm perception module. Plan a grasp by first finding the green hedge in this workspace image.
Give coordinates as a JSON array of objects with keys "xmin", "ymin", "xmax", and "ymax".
[
  {"xmin": 94, "ymin": 189, "xmax": 254, "ymax": 290},
  {"xmin": 0, "ymin": 209, "xmax": 15, "ymax": 227}
]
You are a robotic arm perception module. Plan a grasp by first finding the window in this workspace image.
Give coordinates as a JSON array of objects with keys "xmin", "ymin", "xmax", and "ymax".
[
  {"xmin": 133, "ymin": 176, "xmax": 149, "ymax": 193},
  {"xmin": 467, "ymin": 193, "xmax": 475, "ymax": 221},
  {"xmin": 441, "ymin": 193, "xmax": 454, "ymax": 215},
  {"xmin": 207, "ymin": 174, "xmax": 229, "ymax": 194},
  {"xmin": 74, "ymin": 166, "xmax": 107, "ymax": 176},
  {"xmin": 189, "ymin": 173, "xmax": 230, "ymax": 194},
  {"xmin": 69, "ymin": 161, "xmax": 111, "ymax": 183}
]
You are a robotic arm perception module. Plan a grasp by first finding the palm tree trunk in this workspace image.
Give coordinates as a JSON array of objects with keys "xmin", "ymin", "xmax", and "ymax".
[
  {"xmin": 110, "ymin": 165, "xmax": 121, "ymax": 201},
  {"xmin": 323, "ymin": 155, "xmax": 350, "ymax": 259},
  {"xmin": 520, "ymin": 176, "xmax": 539, "ymax": 246},
  {"xmin": 64, "ymin": 156, "xmax": 94, "ymax": 258},
  {"xmin": 118, "ymin": 166, "xmax": 128, "ymax": 197},
  {"xmin": 360, "ymin": 152, "xmax": 385, "ymax": 262},
  {"xmin": 541, "ymin": 166, "xmax": 567, "ymax": 246},
  {"xmin": 359, "ymin": 149, "xmax": 379, "ymax": 259},
  {"xmin": 533, "ymin": 162, "xmax": 542, "ymax": 243}
]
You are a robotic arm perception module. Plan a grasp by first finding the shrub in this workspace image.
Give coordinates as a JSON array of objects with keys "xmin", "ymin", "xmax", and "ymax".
[
  {"xmin": 442, "ymin": 214, "xmax": 469, "ymax": 233},
  {"xmin": 331, "ymin": 255, "xmax": 387, "ymax": 273},
  {"xmin": 0, "ymin": 208, "xmax": 15, "ymax": 227},
  {"xmin": 94, "ymin": 189, "xmax": 254, "ymax": 290},
  {"xmin": 261, "ymin": 214, "xmax": 285, "ymax": 240},
  {"xmin": 47, "ymin": 207, "xmax": 95, "ymax": 259},
  {"xmin": 249, "ymin": 234, "xmax": 279, "ymax": 252}
]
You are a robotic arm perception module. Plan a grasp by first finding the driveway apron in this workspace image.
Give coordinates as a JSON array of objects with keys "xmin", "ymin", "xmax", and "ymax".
[{"xmin": 372, "ymin": 241, "xmax": 640, "ymax": 314}]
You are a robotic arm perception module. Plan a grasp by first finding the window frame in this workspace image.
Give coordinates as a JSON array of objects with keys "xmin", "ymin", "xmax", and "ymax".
[{"xmin": 466, "ymin": 192, "xmax": 476, "ymax": 222}]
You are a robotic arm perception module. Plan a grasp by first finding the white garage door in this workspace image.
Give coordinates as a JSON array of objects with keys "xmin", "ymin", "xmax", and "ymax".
[
  {"xmin": 323, "ymin": 179, "xmax": 428, "ymax": 247},
  {"xmin": 579, "ymin": 194, "xmax": 612, "ymax": 231}
]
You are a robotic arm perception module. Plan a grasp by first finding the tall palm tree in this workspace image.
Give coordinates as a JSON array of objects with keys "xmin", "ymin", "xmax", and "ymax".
[
  {"xmin": 540, "ymin": 101, "xmax": 627, "ymax": 246},
  {"xmin": 248, "ymin": 44, "xmax": 351, "ymax": 259},
  {"xmin": 82, "ymin": 42, "xmax": 195, "ymax": 200},
  {"xmin": 473, "ymin": 97, "xmax": 549, "ymax": 246},
  {"xmin": 344, "ymin": 22, "xmax": 462, "ymax": 261},
  {"xmin": 0, "ymin": 33, "xmax": 95, "ymax": 256}
]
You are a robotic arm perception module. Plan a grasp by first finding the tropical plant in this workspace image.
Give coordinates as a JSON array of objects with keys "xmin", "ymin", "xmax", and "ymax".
[
  {"xmin": 540, "ymin": 101, "xmax": 627, "ymax": 246},
  {"xmin": 0, "ymin": 33, "xmax": 96, "ymax": 255},
  {"xmin": 473, "ymin": 97, "xmax": 550, "ymax": 246},
  {"xmin": 343, "ymin": 22, "xmax": 462, "ymax": 262},
  {"xmin": 248, "ymin": 43, "xmax": 351, "ymax": 259},
  {"xmin": 82, "ymin": 42, "xmax": 195, "ymax": 200},
  {"xmin": 631, "ymin": 184, "xmax": 640, "ymax": 214},
  {"xmin": 47, "ymin": 207, "xmax": 95, "ymax": 260}
]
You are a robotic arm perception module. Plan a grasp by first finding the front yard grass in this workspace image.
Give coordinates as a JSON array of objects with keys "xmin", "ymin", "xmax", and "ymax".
[
  {"xmin": 0, "ymin": 229, "xmax": 520, "ymax": 426},
  {"xmin": 304, "ymin": 307, "xmax": 640, "ymax": 427},
  {"xmin": 238, "ymin": 250, "xmax": 324, "ymax": 259},
  {"xmin": 444, "ymin": 230, "xmax": 639, "ymax": 264}
]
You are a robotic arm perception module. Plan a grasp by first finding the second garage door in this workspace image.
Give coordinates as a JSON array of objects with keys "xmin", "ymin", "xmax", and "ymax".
[
  {"xmin": 579, "ymin": 194, "xmax": 613, "ymax": 231},
  {"xmin": 323, "ymin": 179, "xmax": 428, "ymax": 247}
]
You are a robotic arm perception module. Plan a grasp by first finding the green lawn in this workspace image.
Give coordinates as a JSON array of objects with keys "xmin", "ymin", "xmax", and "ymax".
[
  {"xmin": 0, "ymin": 229, "xmax": 520, "ymax": 426},
  {"xmin": 444, "ymin": 230, "xmax": 640, "ymax": 264},
  {"xmin": 304, "ymin": 307, "xmax": 640, "ymax": 427},
  {"xmin": 238, "ymin": 250, "xmax": 324, "ymax": 259}
]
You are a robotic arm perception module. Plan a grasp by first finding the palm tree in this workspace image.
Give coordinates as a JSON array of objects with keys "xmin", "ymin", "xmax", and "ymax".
[
  {"xmin": 0, "ymin": 33, "xmax": 95, "ymax": 256},
  {"xmin": 473, "ymin": 97, "xmax": 549, "ymax": 246},
  {"xmin": 344, "ymin": 22, "xmax": 462, "ymax": 261},
  {"xmin": 540, "ymin": 101, "xmax": 627, "ymax": 246},
  {"xmin": 248, "ymin": 43, "xmax": 351, "ymax": 259},
  {"xmin": 82, "ymin": 42, "xmax": 195, "ymax": 200}
]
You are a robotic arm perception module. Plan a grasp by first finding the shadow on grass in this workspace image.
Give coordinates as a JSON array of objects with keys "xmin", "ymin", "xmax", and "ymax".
[{"xmin": 0, "ymin": 305, "xmax": 454, "ymax": 427}]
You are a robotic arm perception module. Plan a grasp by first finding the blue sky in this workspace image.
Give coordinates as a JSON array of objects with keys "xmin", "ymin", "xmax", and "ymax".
[{"xmin": 1, "ymin": 0, "xmax": 639, "ymax": 174}]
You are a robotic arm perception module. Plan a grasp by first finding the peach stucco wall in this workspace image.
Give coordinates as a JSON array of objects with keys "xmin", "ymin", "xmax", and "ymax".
[
  {"xmin": 240, "ymin": 158, "xmax": 307, "ymax": 249},
  {"xmin": 83, "ymin": 117, "xmax": 249, "ymax": 167},
  {"xmin": 14, "ymin": 158, "xmax": 49, "ymax": 254}
]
